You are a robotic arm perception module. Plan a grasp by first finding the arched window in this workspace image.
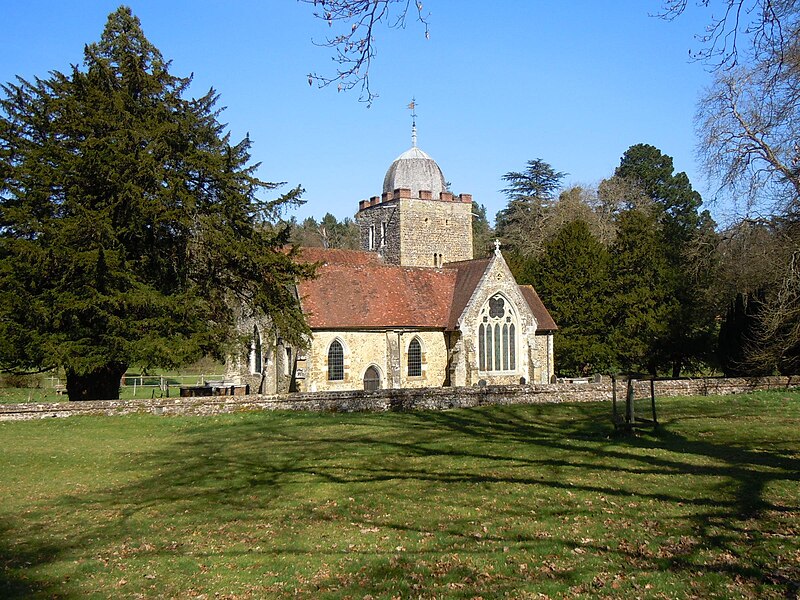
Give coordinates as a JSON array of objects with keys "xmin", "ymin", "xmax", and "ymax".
[
  {"xmin": 327, "ymin": 340, "xmax": 344, "ymax": 381},
  {"xmin": 477, "ymin": 294, "xmax": 517, "ymax": 372},
  {"xmin": 408, "ymin": 337, "xmax": 422, "ymax": 377}
]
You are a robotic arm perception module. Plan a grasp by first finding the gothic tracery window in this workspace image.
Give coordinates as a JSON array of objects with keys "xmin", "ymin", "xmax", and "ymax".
[{"xmin": 478, "ymin": 294, "xmax": 517, "ymax": 372}]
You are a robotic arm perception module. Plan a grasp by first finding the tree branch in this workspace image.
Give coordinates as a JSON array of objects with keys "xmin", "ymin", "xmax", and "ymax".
[{"xmin": 300, "ymin": 0, "xmax": 430, "ymax": 105}]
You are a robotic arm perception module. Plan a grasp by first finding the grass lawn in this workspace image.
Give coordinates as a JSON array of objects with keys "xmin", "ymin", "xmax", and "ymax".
[
  {"xmin": 0, "ymin": 384, "xmax": 187, "ymax": 405},
  {"xmin": 0, "ymin": 392, "xmax": 798, "ymax": 599}
]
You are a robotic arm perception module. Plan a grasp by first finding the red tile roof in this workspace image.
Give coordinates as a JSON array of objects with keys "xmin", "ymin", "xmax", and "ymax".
[
  {"xmin": 519, "ymin": 285, "xmax": 558, "ymax": 331},
  {"xmin": 298, "ymin": 259, "xmax": 456, "ymax": 329},
  {"xmin": 296, "ymin": 247, "xmax": 381, "ymax": 266},
  {"xmin": 445, "ymin": 258, "xmax": 490, "ymax": 329},
  {"xmin": 295, "ymin": 249, "xmax": 556, "ymax": 332}
]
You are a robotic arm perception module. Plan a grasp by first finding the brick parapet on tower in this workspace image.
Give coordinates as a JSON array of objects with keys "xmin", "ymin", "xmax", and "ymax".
[{"xmin": 358, "ymin": 189, "xmax": 473, "ymax": 211}]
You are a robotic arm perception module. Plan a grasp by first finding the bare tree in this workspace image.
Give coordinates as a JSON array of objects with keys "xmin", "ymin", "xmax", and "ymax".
[
  {"xmin": 299, "ymin": 0, "xmax": 429, "ymax": 105},
  {"xmin": 748, "ymin": 248, "xmax": 800, "ymax": 372},
  {"xmin": 658, "ymin": 0, "xmax": 798, "ymax": 72},
  {"xmin": 714, "ymin": 218, "xmax": 790, "ymax": 300},
  {"xmin": 697, "ymin": 62, "xmax": 800, "ymax": 216}
]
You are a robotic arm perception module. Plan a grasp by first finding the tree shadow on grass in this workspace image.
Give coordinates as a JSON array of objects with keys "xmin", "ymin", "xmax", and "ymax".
[
  {"xmin": 3, "ymin": 398, "xmax": 799, "ymax": 597},
  {"xmin": 0, "ymin": 517, "xmax": 68, "ymax": 599}
]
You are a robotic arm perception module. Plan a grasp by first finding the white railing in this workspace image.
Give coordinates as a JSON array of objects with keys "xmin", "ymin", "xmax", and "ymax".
[{"xmin": 44, "ymin": 374, "xmax": 225, "ymax": 397}]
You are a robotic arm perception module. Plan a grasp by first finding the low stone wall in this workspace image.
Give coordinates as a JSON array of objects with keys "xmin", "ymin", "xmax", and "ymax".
[{"xmin": 1, "ymin": 376, "xmax": 797, "ymax": 422}]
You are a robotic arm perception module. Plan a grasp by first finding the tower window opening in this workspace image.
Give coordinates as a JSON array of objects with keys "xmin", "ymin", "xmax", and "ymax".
[
  {"xmin": 368, "ymin": 225, "xmax": 375, "ymax": 250},
  {"xmin": 380, "ymin": 222, "xmax": 387, "ymax": 247}
]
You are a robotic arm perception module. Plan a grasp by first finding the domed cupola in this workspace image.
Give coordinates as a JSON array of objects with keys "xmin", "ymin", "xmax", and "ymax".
[{"xmin": 382, "ymin": 146, "xmax": 447, "ymax": 200}]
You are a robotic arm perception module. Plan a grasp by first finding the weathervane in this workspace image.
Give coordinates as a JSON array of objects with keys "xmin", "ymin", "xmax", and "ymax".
[{"xmin": 407, "ymin": 98, "xmax": 418, "ymax": 147}]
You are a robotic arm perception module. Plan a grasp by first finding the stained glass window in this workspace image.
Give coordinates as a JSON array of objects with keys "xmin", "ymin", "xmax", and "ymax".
[{"xmin": 477, "ymin": 294, "xmax": 518, "ymax": 373}]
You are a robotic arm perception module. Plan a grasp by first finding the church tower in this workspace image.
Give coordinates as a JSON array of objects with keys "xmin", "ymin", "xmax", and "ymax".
[{"xmin": 355, "ymin": 113, "xmax": 473, "ymax": 267}]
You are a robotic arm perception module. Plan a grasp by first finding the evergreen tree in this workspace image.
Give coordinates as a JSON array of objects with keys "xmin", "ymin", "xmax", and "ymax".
[
  {"xmin": 607, "ymin": 208, "xmax": 677, "ymax": 376},
  {"xmin": 0, "ymin": 7, "xmax": 313, "ymax": 400},
  {"xmin": 471, "ymin": 202, "xmax": 494, "ymax": 258},
  {"xmin": 496, "ymin": 159, "xmax": 566, "ymax": 258},
  {"xmin": 319, "ymin": 213, "xmax": 360, "ymax": 249},
  {"xmin": 616, "ymin": 144, "xmax": 703, "ymax": 239},
  {"xmin": 615, "ymin": 144, "xmax": 718, "ymax": 376},
  {"xmin": 289, "ymin": 213, "xmax": 360, "ymax": 249},
  {"xmin": 718, "ymin": 290, "xmax": 771, "ymax": 376},
  {"xmin": 531, "ymin": 220, "xmax": 612, "ymax": 376}
]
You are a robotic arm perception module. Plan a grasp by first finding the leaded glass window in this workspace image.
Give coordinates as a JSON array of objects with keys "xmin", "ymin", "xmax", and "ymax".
[
  {"xmin": 477, "ymin": 294, "xmax": 518, "ymax": 372},
  {"xmin": 408, "ymin": 338, "xmax": 422, "ymax": 377},
  {"xmin": 327, "ymin": 340, "xmax": 344, "ymax": 381},
  {"xmin": 478, "ymin": 324, "xmax": 486, "ymax": 371}
]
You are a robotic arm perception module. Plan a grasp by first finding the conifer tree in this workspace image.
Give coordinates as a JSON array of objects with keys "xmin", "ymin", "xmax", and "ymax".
[
  {"xmin": 615, "ymin": 144, "xmax": 718, "ymax": 376},
  {"xmin": 531, "ymin": 220, "xmax": 612, "ymax": 376},
  {"xmin": 0, "ymin": 7, "xmax": 313, "ymax": 400},
  {"xmin": 607, "ymin": 208, "xmax": 677, "ymax": 375},
  {"xmin": 496, "ymin": 159, "xmax": 566, "ymax": 258}
]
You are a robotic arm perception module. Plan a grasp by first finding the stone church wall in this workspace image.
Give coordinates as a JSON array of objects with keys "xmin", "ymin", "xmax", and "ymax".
[
  {"xmin": 3, "ymin": 376, "xmax": 797, "ymax": 421},
  {"xmin": 355, "ymin": 201, "xmax": 401, "ymax": 264},
  {"xmin": 530, "ymin": 333, "xmax": 555, "ymax": 384},
  {"xmin": 398, "ymin": 197, "xmax": 473, "ymax": 267},
  {"xmin": 356, "ymin": 195, "xmax": 473, "ymax": 267},
  {"xmin": 453, "ymin": 252, "xmax": 552, "ymax": 386},
  {"xmin": 298, "ymin": 329, "xmax": 449, "ymax": 393},
  {"xmin": 397, "ymin": 331, "xmax": 449, "ymax": 388}
]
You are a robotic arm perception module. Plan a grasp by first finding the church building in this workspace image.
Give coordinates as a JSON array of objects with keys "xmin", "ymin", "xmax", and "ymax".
[{"xmin": 228, "ymin": 133, "xmax": 557, "ymax": 393}]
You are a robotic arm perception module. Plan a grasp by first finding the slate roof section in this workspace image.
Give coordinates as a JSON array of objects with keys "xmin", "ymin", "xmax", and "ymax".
[
  {"xmin": 519, "ymin": 285, "xmax": 558, "ymax": 331},
  {"xmin": 295, "ymin": 249, "xmax": 556, "ymax": 332}
]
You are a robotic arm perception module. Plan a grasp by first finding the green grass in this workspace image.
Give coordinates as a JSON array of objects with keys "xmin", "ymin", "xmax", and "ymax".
[
  {"xmin": 0, "ymin": 358, "xmax": 225, "ymax": 404},
  {"xmin": 1, "ymin": 392, "xmax": 798, "ymax": 599},
  {"xmin": 0, "ymin": 384, "xmax": 189, "ymax": 404}
]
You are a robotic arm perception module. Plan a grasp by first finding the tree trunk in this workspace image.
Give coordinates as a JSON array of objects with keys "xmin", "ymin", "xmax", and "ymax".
[
  {"xmin": 671, "ymin": 357, "xmax": 682, "ymax": 379},
  {"xmin": 66, "ymin": 363, "xmax": 127, "ymax": 401}
]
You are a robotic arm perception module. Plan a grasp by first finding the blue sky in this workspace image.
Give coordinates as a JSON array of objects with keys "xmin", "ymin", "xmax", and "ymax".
[{"xmin": 2, "ymin": 2, "xmax": 724, "ymax": 225}]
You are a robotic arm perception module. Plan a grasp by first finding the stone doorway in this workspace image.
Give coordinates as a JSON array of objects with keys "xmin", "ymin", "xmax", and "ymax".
[{"xmin": 363, "ymin": 365, "xmax": 381, "ymax": 391}]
